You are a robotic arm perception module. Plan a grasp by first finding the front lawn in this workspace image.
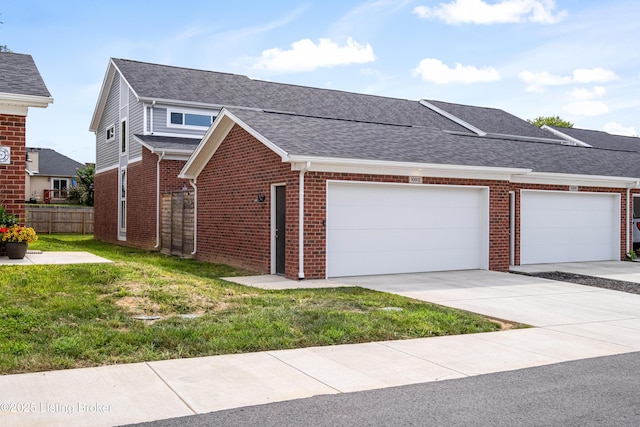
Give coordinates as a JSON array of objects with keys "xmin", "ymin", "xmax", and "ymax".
[{"xmin": 0, "ymin": 235, "xmax": 511, "ymax": 374}]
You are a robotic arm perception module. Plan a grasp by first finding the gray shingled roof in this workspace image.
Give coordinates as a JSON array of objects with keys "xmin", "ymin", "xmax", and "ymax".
[
  {"xmin": 27, "ymin": 148, "xmax": 84, "ymax": 176},
  {"xmin": 112, "ymin": 58, "xmax": 469, "ymax": 132},
  {"xmin": 135, "ymin": 135, "xmax": 200, "ymax": 152},
  {"xmin": 426, "ymin": 99, "xmax": 555, "ymax": 139},
  {"xmin": 547, "ymin": 126, "xmax": 640, "ymax": 152},
  {"xmin": 0, "ymin": 52, "xmax": 51, "ymax": 97},
  {"xmin": 227, "ymin": 108, "xmax": 640, "ymax": 179}
]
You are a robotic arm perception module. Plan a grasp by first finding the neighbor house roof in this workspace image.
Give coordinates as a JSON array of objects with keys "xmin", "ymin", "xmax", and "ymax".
[
  {"xmin": 0, "ymin": 52, "xmax": 53, "ymax": 114},
  {"xmin": 26, "ymin": 147, "xmax": 84, "ymax": 177},
  {"xmin": 544, "ymin": 125, "xmax": 640, "ymax": 152},
  {"xmin": 181, "ymin": 108, "xmax": 640, "ymax": 185}
]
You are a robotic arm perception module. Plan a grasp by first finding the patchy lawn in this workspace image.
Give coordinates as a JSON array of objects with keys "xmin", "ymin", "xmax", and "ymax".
[{"xmin": 0, "ymin": 235, "xmax": 518, "ymax": 374}]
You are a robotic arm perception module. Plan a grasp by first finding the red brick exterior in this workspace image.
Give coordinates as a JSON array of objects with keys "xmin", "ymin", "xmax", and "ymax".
[
  {"xmin": 0, "ymin": 114, "xmax": 27, "ymax": 222},
  {"xmin": 195, "ymin": 125, "xmax": 514, "ymax": 279},
  {"xmin": 93, "ymin": 148, "xmax": 187, "ymax": 249},
  {"xmin": 94, "ymin": 167, "xmax": 118, "ymax": 243},
  {"xmin": 195, "ymin": 125, "xmax": 299, "ymax": 276}
]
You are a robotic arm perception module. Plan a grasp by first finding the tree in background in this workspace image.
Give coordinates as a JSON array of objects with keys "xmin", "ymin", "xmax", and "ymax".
[
  {"xmin": 68, "ymin": 164, "xmax": 95, "ymax": 206},
  {"xmin": 527, "ymin": 115, "xmax": 574, "ymax": 128},
  {"xmin": 1, "ymin": 14, "xmax": 9, "ymax": 52}
]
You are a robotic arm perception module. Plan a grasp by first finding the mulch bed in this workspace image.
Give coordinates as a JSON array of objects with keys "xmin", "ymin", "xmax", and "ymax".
[{"xmin": 512, "ymin": 271, "xmax": 640, "ymax": 295}]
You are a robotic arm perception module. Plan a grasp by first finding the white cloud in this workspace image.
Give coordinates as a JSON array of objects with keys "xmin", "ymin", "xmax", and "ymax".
[
  {"xmin": 412, "ymin": 0, "xmax": 566, "ymax": 25},
  {"xmin": 563, "ymin": 101, "xmax": 609, "ymax": 116},
  {"xmin": 572, "ymin": 68, "xmax": 620, "ymax": 83},
  {"xmin": 412, "ymin": 58, "xmax": 500, "ymax": 84},
  {"xmin": 251, "ymin": 37, "xmax": 375, "ymax": 72},
  {"xmin": 568, "ymin": 86, "xmax": 606, "ymax": 101},
  {"xmin": 603, "ymin": 122, "xmax": 638, "ymax": 137},
  {"xmin": 519, "ymin": 71, "xmax": 571, "ymax": 92},
  {"xmin": 519, "ymin": 68, "xmax": 619, "ymax": 92}
]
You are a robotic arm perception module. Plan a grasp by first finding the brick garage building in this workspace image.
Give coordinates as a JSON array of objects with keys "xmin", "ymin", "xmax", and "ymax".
[
  {"xmin": 179, "ymin": 108, "xmax": 640, "ymax": 280},
  {"xmin": 0, "ymin": 52, "xmax": 52, "ymax": 223}
]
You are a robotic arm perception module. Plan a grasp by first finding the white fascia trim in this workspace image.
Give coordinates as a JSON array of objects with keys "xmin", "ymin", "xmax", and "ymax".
[
  {"xmin": 141, "ymin": 131, "xmax": 204, "ymax": 139},
  {"xmin": 89, "ymin": 62, "xmax": 117, "ymax": 132},
  {"xmin": 419, "ymin": 100, "xmax": 487, "ymax": 136},
  {"xmin": 179, "ymin": 108, "xmax": 288, "ymax": 179},
  {"xmin": 0, "ymin": 93, "xmax": 53, "ymax": 115},
  {"xmin": 541, "ymin": 125, "xmax": 592, "ymax": 147},
  {"xmin": 288, "ymin": 155, "xmax": 530, "ymax": 181},
  {"xmin": 511, "ymin": 172, "xmax": 638, "ymax": 188},
  {"xmin": 95, "ymin": 163, "xmax": 119, "ymax": 175}
]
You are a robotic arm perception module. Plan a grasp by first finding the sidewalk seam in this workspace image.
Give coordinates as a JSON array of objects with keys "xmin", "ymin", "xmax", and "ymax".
[
  {"xmin": 264, "ymin": 352, "xmax": 344, "ymax": 394},
  {"xmin": 145, "ymin": 362, "xmax": 198, "ymax": 415}
]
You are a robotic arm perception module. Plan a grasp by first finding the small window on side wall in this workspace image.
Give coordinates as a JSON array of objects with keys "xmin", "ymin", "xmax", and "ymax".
[{"xmin": 106, "ymin": 124, "xmax": 115, "ymax": 142}]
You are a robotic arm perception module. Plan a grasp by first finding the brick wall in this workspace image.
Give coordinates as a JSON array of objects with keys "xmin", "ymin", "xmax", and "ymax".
[
  {"xmin": 195, "ymin": 124, "xmax": 512, "ymax": 279},
  {"xmin": 93, "ymin": 148, "xmax": 187, "ymax": 249},
  {"xmin": 0, "ymin": 114, "xmax": 26, "ymax": 222},
  {"xmin": 94, "ymin": 168, "xmax": 118, "ymax": 243},
  {"xmin": 196, "ymin": 124, "xmax": 299, "ymax": 276}
]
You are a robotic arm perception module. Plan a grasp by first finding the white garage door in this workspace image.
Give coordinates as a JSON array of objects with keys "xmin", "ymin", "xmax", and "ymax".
[
  {"xmin": 520, "ymin": 191, "xmax": 620, "ymax": 264},
  {"xmin": 326, "ymin": 182, "xmax": 489, "ymax": 277}
]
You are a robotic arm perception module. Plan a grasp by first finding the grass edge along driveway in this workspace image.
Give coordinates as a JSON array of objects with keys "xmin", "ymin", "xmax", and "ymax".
[{"xmin": 0, "ymin": 235, "xmax": 524, "ymax": 374}]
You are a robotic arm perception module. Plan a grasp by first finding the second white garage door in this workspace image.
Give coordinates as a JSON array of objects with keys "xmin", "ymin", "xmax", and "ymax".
[
  {"xmin": 326, "ymin": 182, "xmax": 489, "ymax": 277},
  {"xmin": 520, "ymin": 190, "xmax": 620, "ymax": 264}
]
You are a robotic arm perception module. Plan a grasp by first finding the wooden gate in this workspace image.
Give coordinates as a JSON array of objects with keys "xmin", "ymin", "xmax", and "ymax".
[{"xmin": 161, "ymin": 191, "xmax": 194, "ymax": 257}]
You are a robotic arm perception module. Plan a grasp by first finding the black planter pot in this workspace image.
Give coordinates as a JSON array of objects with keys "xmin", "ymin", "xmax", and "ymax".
[{"xmin": 5, "ymin": 242, "xmax": 28, "ymax": 259}]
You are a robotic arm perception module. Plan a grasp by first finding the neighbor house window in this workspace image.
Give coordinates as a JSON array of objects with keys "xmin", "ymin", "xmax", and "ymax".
[
  {"xmin": 168, "ymin": 110, "xmax": 215, "ymax": 128},
  {"xmin": 121, "ymin": 119, "xmax": 127, "ymax": 154},
  {"xmin": 106, "ymin": 124, "xmax": 115, "ymax": 142}
]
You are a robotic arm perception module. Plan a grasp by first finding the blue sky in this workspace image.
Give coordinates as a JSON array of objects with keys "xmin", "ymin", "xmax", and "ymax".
[{"xmin": 1, "ymin": 0, "xmax": 639, "ymax": 163}]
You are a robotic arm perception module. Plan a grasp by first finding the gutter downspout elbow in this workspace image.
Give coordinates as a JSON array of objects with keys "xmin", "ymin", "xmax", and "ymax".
[
  {"xmin": 190, "ymin": 178, "xmax": 198, "ymax": 256},
  {"xmin": 298, "ymin": 161, "xmax": 311, "ymax": 279},
  {"xmin": 154, "ymin": 151, "xmax": 166, "ymax": 249}
]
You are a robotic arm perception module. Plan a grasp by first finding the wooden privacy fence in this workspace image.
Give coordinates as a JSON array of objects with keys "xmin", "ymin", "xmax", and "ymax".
[
  {"xmin": 26, "ymin": 205, "xmax": 94, "ymax": 234},
  {"xmin": 161, "ymin": 191, "xmax": 194, "ymax": 257}
]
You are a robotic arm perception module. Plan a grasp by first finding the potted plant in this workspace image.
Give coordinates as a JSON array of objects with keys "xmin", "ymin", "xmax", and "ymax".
[{"xmin": 0, "ymin": 225, "xmax": 38, "ymax": 259}]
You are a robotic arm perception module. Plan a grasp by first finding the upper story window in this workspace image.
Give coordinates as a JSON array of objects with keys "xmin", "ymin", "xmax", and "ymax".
[
  {"xmin": 106, "ymin": 124, "xmax": 115, "ymax": 142},
  {"xmin": 167, "ymin": 109, "xmax": 215, "ymax": 129}
]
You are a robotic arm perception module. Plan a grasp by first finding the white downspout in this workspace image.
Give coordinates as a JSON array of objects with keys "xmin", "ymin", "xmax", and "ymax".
[
  {"xmin": 626, "ymin": 181, "xmax": 640, "ymax": 255},
  {"xmin": 190, "ymin": 178, "xmax": 198, "ymax": 256},
  {"xmin": 298, "ymin": 161, "xmax": 311, "ymax": 279},
  {"xmin": 154, "ymin": 151, "xmax": 166, "ymax": 249}
]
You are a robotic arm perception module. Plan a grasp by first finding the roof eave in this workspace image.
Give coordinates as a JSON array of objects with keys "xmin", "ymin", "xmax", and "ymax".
[
  {"xmin": 287, "ymin": 155, "xmax": 531, "ymax": 181},
  {"xmin": 511, "ymin": 171, "xmax": 639, "ymax": 188},
  {"xmin": 0, "ymin": 92, "xmax": 53, "ymax": 115}
]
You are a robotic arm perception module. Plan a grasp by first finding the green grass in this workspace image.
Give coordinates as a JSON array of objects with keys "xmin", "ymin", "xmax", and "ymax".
[{"xmin": 0, "ymin": 235, "xmax": 518, "ymax": 374}]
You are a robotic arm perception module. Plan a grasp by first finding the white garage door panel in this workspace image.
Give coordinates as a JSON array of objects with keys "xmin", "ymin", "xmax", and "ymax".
[
  {"xmin": 327, "ymin": 182, "xmax": 488, "ymax": 277},
  {"xmin": 520, "ymin": 191, "xmax": 619, "ymax": 264}
]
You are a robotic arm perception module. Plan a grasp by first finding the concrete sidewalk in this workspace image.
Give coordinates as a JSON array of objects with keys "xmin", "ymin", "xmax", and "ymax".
[
  {"xmin": 0, "ymin": 251, "xmax": 112, "ymax": 266},
  {"xmin": 2, "ymin": 262, "xmax": 640, "ymax": 427}
]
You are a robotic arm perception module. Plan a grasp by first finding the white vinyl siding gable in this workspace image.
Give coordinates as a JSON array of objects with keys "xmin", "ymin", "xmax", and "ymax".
[{"xmin": 96, "ymin": 75, "xmax": 121, "ymax": 171}]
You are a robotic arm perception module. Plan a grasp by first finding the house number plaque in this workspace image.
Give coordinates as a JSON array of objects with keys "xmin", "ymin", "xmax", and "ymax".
[{"xmin": 0, "ymin": 146, "xmax": 10, "ymax": 165}]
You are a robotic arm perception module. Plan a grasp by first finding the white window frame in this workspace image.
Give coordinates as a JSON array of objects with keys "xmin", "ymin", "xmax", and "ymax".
[
  {"xmin": 119, "ymin": 167, "xmax": 127, "ymax": 232},
  {"xmin": 51, "ymin": 178, "xmax": 69, "ymax": 191},
  {"xmin": 106, "ymin": 124, "xmax": 116, "ymax": 142},
  {"xmin": 166, "ymin": 108, "xmax": 215, "ymax": 130}
]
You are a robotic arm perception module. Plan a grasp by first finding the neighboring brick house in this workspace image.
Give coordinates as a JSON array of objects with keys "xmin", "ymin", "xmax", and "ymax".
[
  {"xmin": 89, "ymin": 58, "xmax": 552, "ymax": 251},
  {"xmin": 91, "ymin": 58, "xmax": 640, "ymax": 280},
  {"xmin": 179, "ymin": 108, "xmax": 640, "ymax": 279},
  {"xmin": 25, "ymin": 147, "xmax": 85, "ymax": 203},
  {"xmin": 0, "ymin": 52, "xmax": 53, "ymax": 221}
]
